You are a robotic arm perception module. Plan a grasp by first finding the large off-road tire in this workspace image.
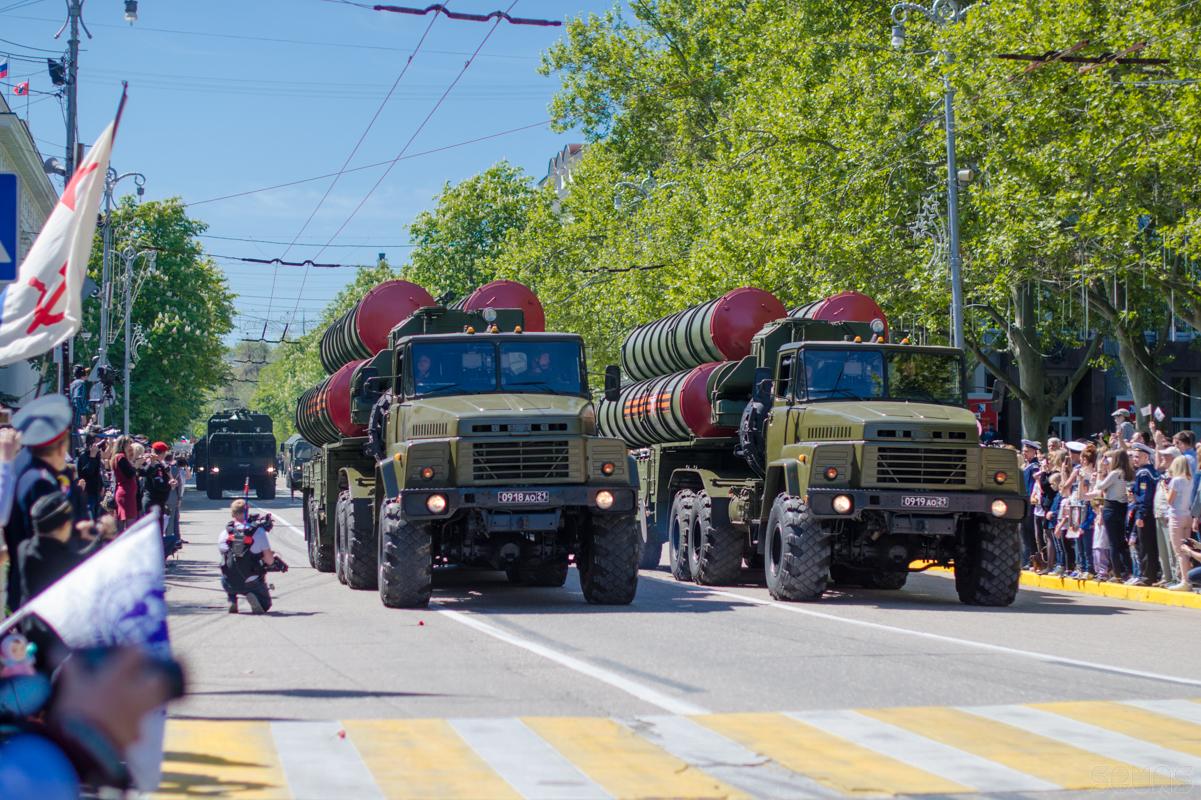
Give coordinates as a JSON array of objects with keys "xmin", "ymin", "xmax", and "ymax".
[
  {"xmin": 377, "ymin": 502, "xmax": 433, "ymax": 608},
  {"xmin": 668, "ymin": 490, "xmax": 696, "ymax": 582},
  {"xmin": 256, "ymin": 478, "xmax": 276, "ymax": 500},
  {"xmin": 638, "ymin": 498, "xmax": 666, "ymax": 570},
  {"xmin": 578, "ymin": 512, "xmax": 640, "ymax": 605},
  {"xmin": 955, "ymin": 516, "xmax": 1021, "ymax": 606},
  {"xmin": 307, "ymin": 497, "xmax": 334, "ymax": 573},
  {"xmin": 343, "ymin": 496, "xmax": 378, "ymax": 590},
  {"xmin": 334, "ymin": 493, "xmax": 349, "ymax": 585},
  {"xmin": 690, "ymin": 491, "xmax": 744, "ymax": 586},
  {"xmin": 764, "ymin": 494, "xmax": 831, "ymax": 601},
  {"xmin": 206, "ymin": 482, "xmax": 222, "ymax": 500},
  {"xmin": 508, "ymin": 557, "xmax": 569, "ymax": 587}
]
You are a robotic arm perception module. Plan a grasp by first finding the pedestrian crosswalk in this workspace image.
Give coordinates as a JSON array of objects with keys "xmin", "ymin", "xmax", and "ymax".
[{"xmin": 157, "ymin": 698, "xmax": 1201, "ymax": 798}]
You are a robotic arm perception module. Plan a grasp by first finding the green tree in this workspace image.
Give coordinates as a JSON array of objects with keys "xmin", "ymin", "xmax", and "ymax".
[
  {"xmin": 77, "ymin": 198, "xmax": 235, "ymax": 440},
  {"xmin": 403, "ymin": 162, "xmax": 538, "ymax": 301}
]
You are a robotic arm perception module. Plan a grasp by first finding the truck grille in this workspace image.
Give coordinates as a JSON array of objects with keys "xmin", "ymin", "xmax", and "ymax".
[
  {"xmin": 472, "ymin": 440, "xmax": 572, "ymax": 481},
  {"xmin": 874, "ymin": 446, "xmax": 968, "ymax": 486}
]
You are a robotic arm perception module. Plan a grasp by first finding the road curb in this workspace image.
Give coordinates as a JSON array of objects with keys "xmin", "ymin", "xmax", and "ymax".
[{"xmin": 923, "ymin": 564, "xmax": 1201, "ymax": 609}]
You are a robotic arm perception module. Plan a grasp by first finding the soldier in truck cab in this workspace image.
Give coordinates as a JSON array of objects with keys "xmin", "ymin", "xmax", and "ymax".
[{"xmin": 414, "ymin": 353, "xmax": 433, "ymax": 390}]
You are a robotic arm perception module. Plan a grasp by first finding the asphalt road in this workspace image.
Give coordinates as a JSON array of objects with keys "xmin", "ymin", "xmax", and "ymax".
[{"xmin": 159, "ymin": 483, "xmax": 1201, "ymax": 799}]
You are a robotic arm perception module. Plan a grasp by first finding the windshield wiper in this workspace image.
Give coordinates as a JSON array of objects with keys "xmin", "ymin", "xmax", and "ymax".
[
  {"xmin": 506, "ymin": 380, "xmax": 568, "ymax": 392},
  {"xmin": 419, "ymin": 385, "xmax": 492, "ymax": 397}
]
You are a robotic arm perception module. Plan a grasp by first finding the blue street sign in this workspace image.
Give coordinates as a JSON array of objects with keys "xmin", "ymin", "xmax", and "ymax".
[{"xmin": 0, "ymin": 173, "xmax": 18, "ymax": 282}]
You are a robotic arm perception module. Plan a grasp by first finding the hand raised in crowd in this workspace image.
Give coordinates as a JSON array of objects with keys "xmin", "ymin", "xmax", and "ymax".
[{"xmin": 0, "ymin": 427, "xmax": 21, "ymax": 462}]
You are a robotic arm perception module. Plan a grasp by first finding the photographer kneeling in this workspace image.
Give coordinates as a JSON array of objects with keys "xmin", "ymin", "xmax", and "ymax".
[{"xmin": 219, "ymin": 499, "xmax": 286, "ymax": 614}]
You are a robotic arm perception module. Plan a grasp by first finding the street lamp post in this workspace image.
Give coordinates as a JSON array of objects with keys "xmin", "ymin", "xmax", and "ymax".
[
  {"xmin": 890, "ymin": 0, "xmax": 972, "ymax": 350},
  {"xmin": 98, "ymin": 169, "xmax": 145, "ymax": 426},
  {"xmin": 121, "ymin": 246, "xmax": 155, "ymax": 433}
]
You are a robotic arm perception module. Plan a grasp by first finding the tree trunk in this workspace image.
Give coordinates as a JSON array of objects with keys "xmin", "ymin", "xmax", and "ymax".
[{"xmin": 1089, "ymin": 281, "xmax": 1163, "ymax": 431}]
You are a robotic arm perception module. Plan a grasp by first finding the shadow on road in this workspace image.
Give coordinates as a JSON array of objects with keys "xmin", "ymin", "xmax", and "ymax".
[{"xmin": 188, "ymin": 687, "xmax": 447, "ymax": 700}]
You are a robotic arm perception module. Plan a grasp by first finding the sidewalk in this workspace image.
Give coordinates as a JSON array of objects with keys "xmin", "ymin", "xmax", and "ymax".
[{"xmin": 921, "ymin": 564, "xmax": 1201, "ymax": 609}]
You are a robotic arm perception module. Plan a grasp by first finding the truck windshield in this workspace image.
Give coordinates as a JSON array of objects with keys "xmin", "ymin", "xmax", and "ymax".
[
  {"xmin": 411, "ymin": 340, "xmax": 584, "ymax": 397},
  {"xmin": 802, "ymin": 349, "xmax": 962, "ymax": 405},
  {"xmin": 294, "ymin": 442, "xmax": 316, "ymax": 460}
]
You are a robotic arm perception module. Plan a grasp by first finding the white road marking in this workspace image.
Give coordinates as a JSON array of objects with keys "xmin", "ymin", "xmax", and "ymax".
[
  {"xmin": 642, "ymin": 573, "xmax": 1201, "ymax": 688},
  {"xmin": 450, "ymin": 717, "xmax": 611, "ymax": 800},
  {"xmin": 436, "ymin": 608, "xmax": 710, "ymax": 716},
  {"xmin": 271, "ymin": 720, "xmax": 385, "ymax": 800},
  {"xmin": 627, "ymin": 714, "xmax": 835, "ymax": 799},
  {"xmin": 1123, "ymin": 698, "xmax": 1201, "ymax": 726},
  {"xmin": 787, "ymin": 709, "xmax": 1059, "ymax": 792},
  {"xmin": 964, "ymin": 704, "xmax": 1201, "ymax": 784}
]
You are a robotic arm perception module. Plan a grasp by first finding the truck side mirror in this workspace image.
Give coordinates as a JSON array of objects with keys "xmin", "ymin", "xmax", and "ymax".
[
  {"xmin": 752, "ymin": 367, "xmax": 773, "ymax": 403},
  {"xmin": 603, "ymin": 365, "xmax": 621, "ymax": 403}
]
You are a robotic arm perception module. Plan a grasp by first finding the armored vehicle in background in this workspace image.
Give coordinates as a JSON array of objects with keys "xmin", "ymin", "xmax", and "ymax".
[
  {"xmin": 192, "ymin": 436, "xmax": 208, "ymax": 491},
  {"xmin": 599, "ymin": 289, "xmax": 1026, "ymax": 606},
  {"xmin": 297, "ymin": 280, "xmax": 641, "ymax": 609},
  {"xmin": 201, "ymin": 409, "xmax": 277, "ymax": 500},
  {"xmin": 281, "ymin": 434, "xmax": 317, "ymax": 491}
]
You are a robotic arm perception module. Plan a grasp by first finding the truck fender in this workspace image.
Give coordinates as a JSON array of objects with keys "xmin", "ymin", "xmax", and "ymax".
[
  {"xmin": 339, "ymin": 466, "xmax": 376, "ymax": 501},
  {"xmin": 762, "ymin": 459, "xmax": 805, "ymax": 516}
]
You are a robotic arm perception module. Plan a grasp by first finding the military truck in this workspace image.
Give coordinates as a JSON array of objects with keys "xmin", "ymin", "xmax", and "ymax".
[
  {"xmin": 598, "ymin": 288, "xmax": 1026, "ymax": 606},
  {"xmin": 201, "ymin": 409, "xmax": 277, "ymax": 500},
  {"xmin": 192, "ymin": 436, "xmax": 208, "ymax": 491},
  {"xmin": 297, "ymin": 280, "xmax": 641, "ymax": 609},
  {"xmin": 281, "ymin": 434, "xmax": 317, "ymax": 491}
]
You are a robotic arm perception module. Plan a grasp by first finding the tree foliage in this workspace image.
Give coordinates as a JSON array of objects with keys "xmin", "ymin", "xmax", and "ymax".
[{"xmin": 77, "ymin": 198, "xmax": 234, "ymax": 440}]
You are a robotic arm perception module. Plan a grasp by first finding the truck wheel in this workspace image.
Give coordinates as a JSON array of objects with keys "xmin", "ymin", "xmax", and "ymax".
[
  {"xmin": 334, "ymin": 493, "xmax": 349, "ymax": 585},
  {"xmin": 256, "ymin": 478, "xmax": 276, "ymax": 500},
  {"xmin": 955, "ymin": 516, "xmax": 1021, "ymax": 606},
  {"xmin": 344, "ymin": 497, "xmax": 378, "ymax": 591},
  {"xmin": 691, "ymin": 491, "xmax": 743, "ymax": 586},
  {"xmin": 206, "ymin": 482, "xmax": 222, "ymax": 500},
  {"xmin": 668, "ymin": 490, "xmax": 696, "ymax": 582},
  {"xmin": 377, "ymin": 502, "xmax": 433, "ymax": 608},
  {"xmin": 307, "ymin": 497, "xmax": 334, "ymax": 573},
  {"xmin": 509, "ymin": 557, "xmax": 569, "ymax": 587},
  {"xmin": 578, "ymin": 513, "xmax": 640, "ymax": 605},
  {"xmin": 765, "ymin": 494, "xmax": 830, "ymax": 601},
  {"xmin": 638, "ymin": 498, "xmax": 665, "ymax": 570}
]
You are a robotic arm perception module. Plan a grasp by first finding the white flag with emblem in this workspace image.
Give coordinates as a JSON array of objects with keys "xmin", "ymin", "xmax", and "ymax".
[
  {"xmin": 0, "ymin": 93, "xmax": 124, "ymax": 366},
  {"xmin": 0, "ymin": 512, "xmax": 172, "ymax": 790}
]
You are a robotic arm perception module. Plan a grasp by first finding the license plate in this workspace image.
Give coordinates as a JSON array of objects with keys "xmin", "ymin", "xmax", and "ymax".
[
  {"xmin": 497, "ymin": 490, "xmax": 550, "ymax": 505},
  {"xmin": 901, "ymin": 495, "xmax": 949, "ymax": 509}
]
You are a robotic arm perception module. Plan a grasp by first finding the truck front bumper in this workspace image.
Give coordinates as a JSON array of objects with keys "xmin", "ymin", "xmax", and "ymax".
[
  {"xmin": 806, "ymin": 487, "xmax": 1027, "ymax": 522},
  {"xmin": 395, "ymin": 485, "xmax": 636, "ymax": 522}
]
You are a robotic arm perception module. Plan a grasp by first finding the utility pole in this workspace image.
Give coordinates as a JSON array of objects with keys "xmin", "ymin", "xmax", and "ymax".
[
  {"xmin": 99, "ymin": 170, "xmax": 144, "ymax": 426},
  {"xmin": 121, "ymin": 246, "xmax": 154, "ymax": 433}
]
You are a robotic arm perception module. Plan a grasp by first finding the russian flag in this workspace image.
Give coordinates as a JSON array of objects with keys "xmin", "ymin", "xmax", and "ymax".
[
  {"xmin": 12, "ymin": 81, "xmax": 28, "ymax": 96},
  {"xmin": 0, "ymin": 60, "xmax": 8, "ymax": 79}
]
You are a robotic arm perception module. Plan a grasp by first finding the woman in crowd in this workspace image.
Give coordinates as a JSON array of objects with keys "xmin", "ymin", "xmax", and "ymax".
[
  {"xmin": 1067, "ymin": 443, "xmax": 1096, "ymax": 579},
  {"xmin": 1154, "ymin": 446, "xmax": 1181, "ymax": 586},
  {"xmin": 1165, "ymin": 455, "xmax": 1195, "ymax": 592},
  {"xmin": 1100, "ymin": 448, "xmax": 1135, "ymax": 582},
  {"xmin": 110, "ymin": 436, "xmax": 139, "ymax": 532}
]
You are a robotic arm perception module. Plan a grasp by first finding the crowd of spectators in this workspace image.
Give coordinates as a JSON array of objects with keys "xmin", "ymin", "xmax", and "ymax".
[{"xmin": 1018, "ymin": 408, "xmax": 1201, "ymax": 591}]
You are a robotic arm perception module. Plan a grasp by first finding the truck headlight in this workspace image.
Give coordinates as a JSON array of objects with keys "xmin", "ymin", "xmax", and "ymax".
[
  {"xmin": 267, "ymin": 466, "xmax": 276, "ymax": 474},
  {"xmin": 993, "ymin": 471, "xmax": 1008, "ymax": 485},
  {"xmin": 210, "ymin": 466, "xmax": 220, "ymax": 474},
  {"xmin": 426, "ymin": 493, "xmax": 448, "ymax": 514},
  {"xmin": 832, "ymin": 494, "xmax": 853, "ymax": 514},
  {"xmin": 595, "ymin": 490, "xmax": 615, "ymax": 509},
  {"xmin": 420, "ymin": 466, "xmax": 435, "ymax": 480},
  {"xmin": 824, "ymin": 466, "xmax": 839, "ymax": 480},
  {"xmin": 600, "ymin": 461, "xmax": 616, "ymax": 476},
  {"xmin": 990, "ymin": 499, "xmax": 1008, "ymax": 517}
]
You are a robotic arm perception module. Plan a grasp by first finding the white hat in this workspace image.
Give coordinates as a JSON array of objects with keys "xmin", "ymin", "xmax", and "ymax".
[
  {"xmin": 1158, "ymin": 446, "xmax": 1183, "ymax": 458},
  {"xmin": 12, "ymin": 395, "xmax": 72, "ymax": 447},
  {"xmin": 1111, "ymin": 408, "xmax": 1132, "ymax": 418},
  {"xmin": 1065, "ymin": 441, "xmax": 1086, "ymax": 453}
]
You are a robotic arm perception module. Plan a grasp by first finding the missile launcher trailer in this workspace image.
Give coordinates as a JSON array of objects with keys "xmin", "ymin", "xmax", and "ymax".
[
  {"xmin": 297, "ymin": 280, "xmax": 641, "ymax": 609},
  {"xmin": 599, "ymin": 289, "xmax": 1027, "ymax": 606}
]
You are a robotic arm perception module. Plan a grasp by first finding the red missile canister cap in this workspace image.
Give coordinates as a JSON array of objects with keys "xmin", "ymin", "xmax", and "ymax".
[
  {"xmin": 708, "ymin": 287, "xmax": 787, "ymax": 361},
  {"xmin": 327, "ymin": 360, "xmax": 367, "ymax": 438},
  {"xmin": 460, "ymin": 280, "xmax": 545, "ymax": 332},
  {"xmin": 798, "ymin": 291, "xmax": 889, "ymax": 337},
  {"xmin": 679, "ymin": 362, "xmax": 733, "ymax": 439},
  {"xmin": 354, "ymin": 280, "xmax": 435, "ymax": 355}
]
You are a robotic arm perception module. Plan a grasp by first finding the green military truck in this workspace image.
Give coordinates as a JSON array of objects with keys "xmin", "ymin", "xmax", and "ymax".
[
  {"xmin": 281, "ymin": 434, "xmax": 317, "ymax": 492},
  {"xmin": 599, "ymin": 288, "xmax": 1026, "ymax": 606},
  {"xmin": 296, "ymin": 280, "xmax": 641, "ymax": 609},
  {"xmin": 200, "ymin": 409, "xmax": 278, "ymax": 500}
]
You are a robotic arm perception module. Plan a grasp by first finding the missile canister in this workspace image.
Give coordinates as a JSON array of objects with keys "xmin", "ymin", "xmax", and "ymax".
[
  {"xmin": 791, "ymin": 291, "xmax": 889, "ymax": 337},
  {"xmin": 620, "ymin": 287, "xmax": 786, "ymax": 382},
  {"xmin": 295, "ymin": 360, "xmax": 366, "ymax": 446},
  {"xmin": 598, "ymin": 362, "xmax": 736, "ymax": 448},
  {"xmin": 320, "ymin": 280, "xmax": 434, "ymax": 373},
  {"xmin": 454, "ymin": 280, "xmax": 546, "ymax": 332}
]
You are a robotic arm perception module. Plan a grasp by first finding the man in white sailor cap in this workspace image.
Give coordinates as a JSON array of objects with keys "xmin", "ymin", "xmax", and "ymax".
[{"xmin": 3, "ymin": 395, "xmax": 85, "ymax": 613}]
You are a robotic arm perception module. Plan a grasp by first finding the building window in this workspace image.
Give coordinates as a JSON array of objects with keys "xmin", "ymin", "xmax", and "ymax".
[{"xmin": 1172, "ymin": 377, "xmax": 1201, "ymax": 426}]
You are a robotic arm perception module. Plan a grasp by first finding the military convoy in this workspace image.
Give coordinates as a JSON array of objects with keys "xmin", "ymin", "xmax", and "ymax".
[
  {"xmin": 597, "ymin": 288, "xmax": 1026, "ymax": 606},
  {"xmin": 193, "ymin": 409, "xmax": 278, "ymax": 500},
  {"xmin": 295, "ymin": 280, "xmax": 641, "ymax": 609}
]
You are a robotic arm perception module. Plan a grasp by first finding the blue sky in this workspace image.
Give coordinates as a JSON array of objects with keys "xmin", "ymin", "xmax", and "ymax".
[{"xmin": 1, "ymin": 0, "xmax": 615, "ymax": 342}]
